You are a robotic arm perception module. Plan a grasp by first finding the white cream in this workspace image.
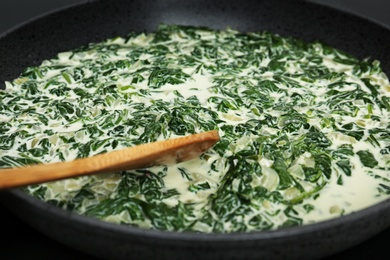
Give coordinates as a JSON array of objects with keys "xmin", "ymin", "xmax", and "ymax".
[{"xmin": 2, "ymin": 26, "xmax": 389, "ymax": 232}]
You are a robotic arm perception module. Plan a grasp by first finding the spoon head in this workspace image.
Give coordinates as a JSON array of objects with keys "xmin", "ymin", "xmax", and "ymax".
[{"xmin": 153, "ymin": 130, "xmax": 220, "ymax": 166}]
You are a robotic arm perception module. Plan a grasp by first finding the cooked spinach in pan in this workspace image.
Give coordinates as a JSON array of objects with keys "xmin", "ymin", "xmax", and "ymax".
[{"xmin": 1, "ymin": 24, "xmax": 389, "ymax": 233}]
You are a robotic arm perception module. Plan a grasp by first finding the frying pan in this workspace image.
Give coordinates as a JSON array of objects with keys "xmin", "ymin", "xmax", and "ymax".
[{"xmin": 1, "ymin": 0, "xmax": 390, "ymax": 259}]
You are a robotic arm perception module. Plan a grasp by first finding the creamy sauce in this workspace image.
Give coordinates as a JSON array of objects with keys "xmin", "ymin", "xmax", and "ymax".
[{"xmin": 1, "ymin": 25, "xmax": 390, "ymax": 233}]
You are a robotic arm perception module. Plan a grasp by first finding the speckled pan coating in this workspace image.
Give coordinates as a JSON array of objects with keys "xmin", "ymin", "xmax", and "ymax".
[{"xmin": 0, "ymin": 0, "xmax": 390, "ymax": 259}]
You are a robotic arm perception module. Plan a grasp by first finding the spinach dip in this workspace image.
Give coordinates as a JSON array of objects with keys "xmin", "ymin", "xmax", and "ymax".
[{"xmin": 1, "ymin": 25, "xmax": 390, "ymax": 233}]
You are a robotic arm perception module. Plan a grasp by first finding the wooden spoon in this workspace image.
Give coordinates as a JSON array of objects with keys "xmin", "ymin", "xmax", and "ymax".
[{"xmin": 0, "ymin": 130, "xmax": 220, "ymax": 189}]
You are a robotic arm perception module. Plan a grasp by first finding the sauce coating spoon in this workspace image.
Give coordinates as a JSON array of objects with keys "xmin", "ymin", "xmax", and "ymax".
[{"xmin": 0, "ymin": 130, "xmax": 220, "ymax": 189}]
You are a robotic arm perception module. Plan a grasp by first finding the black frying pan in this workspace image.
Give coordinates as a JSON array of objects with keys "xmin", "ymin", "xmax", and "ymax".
[{"xmin": 1, "ymin": 0, "xmax": 390, "ymax": 259}]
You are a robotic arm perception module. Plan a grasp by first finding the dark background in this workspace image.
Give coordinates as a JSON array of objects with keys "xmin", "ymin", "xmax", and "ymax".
[{"xmin": 0, "ymin": 0, "xmax": 389, "ymax": 259}]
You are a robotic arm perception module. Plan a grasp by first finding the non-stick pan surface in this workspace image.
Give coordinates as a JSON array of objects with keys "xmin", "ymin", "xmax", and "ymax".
[{"xmin": 1, "ymin": 0, "xmax": 390, "ymax": 259}]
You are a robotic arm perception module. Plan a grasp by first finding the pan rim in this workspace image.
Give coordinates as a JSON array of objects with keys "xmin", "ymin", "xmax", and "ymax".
[
  {"xmin": 306, "ymin": 0, "xmax": 390, "ymax": 31},
  {"xmin": 0, "ymin": 0, "xmax": 93, "ymax": 39},
  {"xmin": 1, "ymin": 1, "xmax": 390, "ymax": 257}
]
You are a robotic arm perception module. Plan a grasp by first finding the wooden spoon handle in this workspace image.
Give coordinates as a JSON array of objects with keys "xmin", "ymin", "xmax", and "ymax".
[{"xmin": 0, "ymin": 130, "xmax": 220, "ymax": 189}]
